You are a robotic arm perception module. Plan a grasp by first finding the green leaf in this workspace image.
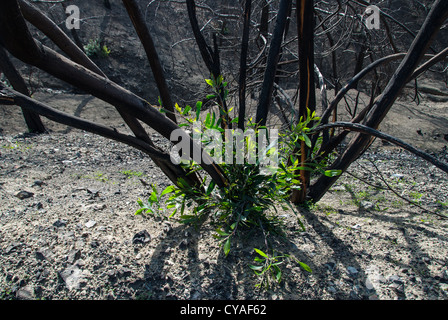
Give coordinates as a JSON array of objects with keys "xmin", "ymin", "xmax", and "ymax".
[
  {"xmin": 324, "ymin": 169, "xmax": 342, "ymax": 177},
  {"xmin": 224, "ymin": 237, "xmax": 231, "ymax": 257},
  {"xmin": 196, "ymin": 101, "xmax": 202, "ymax": 121},
  {"xmin": 254, "ymin": 248, "xmax": 268, "ymax": 259},
  {"xmin": 249, "ymin": 265, "xmax": 263, "ymax": 271},
  {"xmin": 205, "ymin": 79, "xmax": 214, "ymax": 86},
  {"xmin": 298, "ymin": 261, "xmax": 312, "ymax": 273},
  {"xmin": 206, "ymin": 181, "xmax": 216, "ymax": 196},
  {"xmin": 161, "ymin": 185, "xmax": 176, "ymax": 197},
  {"xmin": 302, "ymin": 133, "xmax": 312, "ymax": 148},
  {"xmin": 215, "ymin": 229, "xmax": 229, "ymax": 237},
  {"xmin": 149, "ymin": 191, "xmax": 158, "ymax": 204},
  {"xmin": 182, "ymin": 105, "xmax": 191, "ymax": 115},
  {"xmin": 274, "ymin": 265, "xmax": 282, "ymax": 282},
  {"xmin": 205, "ymin": 113, "xmax": 211, "ymax": 127}
]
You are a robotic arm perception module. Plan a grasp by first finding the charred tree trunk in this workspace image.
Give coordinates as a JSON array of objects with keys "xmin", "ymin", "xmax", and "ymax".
[
  {"xmin": 291, "ymin": 0, "xmax": 316, "ymax": 204},
  {"xmin": 0, "ymin": 44, "xmax": 46, "ymax": 133},
  {"xmin": 255, "ymin": 0, "xmax": 291, "ymax": 127},
  {"xmin": 308, "ymin": 0, "xmax": 448, "ymax": 203},
  {"xmin": 121, "ymin": 0, "xmax": 177, "ymax": 124},
  {"xmin": 237, "ymin": 0, "xmax": 252, "ymax": 131},
  {"xmin": 186, "ymin": 0, "xmax": 230, "ymax": 129}
]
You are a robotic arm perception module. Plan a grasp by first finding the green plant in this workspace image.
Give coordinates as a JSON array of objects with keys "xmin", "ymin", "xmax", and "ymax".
[
  {"xmin": 120, "ymin": 170, "xmax": 143, "ymax": 178},
  {"xmin": 136, "ymin": 184, "xmax": 169, "ymax": 218},
  {"xmin": 83, "ymin": 39, "xmax": 111, "ymax": 58},
  {"xmin": 0, "ymin": 283, "xmax": 15, "ymax": 300},
  {"xmin": 1, "ymin": 141, "xmax": 32, "ymax": 151},
  {"xmin": 409, "ymin": 191, "xmax": 423, "ymax": 205},
  {"xmin": 135, "ymin": 78, "xmax": 341, "ymax": 289},
  {"xmin": 249, "ymin": 248, "xmax": 311, "ymax": 290}
]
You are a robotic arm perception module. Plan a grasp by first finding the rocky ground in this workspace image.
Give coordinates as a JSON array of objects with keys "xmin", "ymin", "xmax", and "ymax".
[{"xmin": 1, "ymin": 91, "xmax": 448, "ymax": 301}]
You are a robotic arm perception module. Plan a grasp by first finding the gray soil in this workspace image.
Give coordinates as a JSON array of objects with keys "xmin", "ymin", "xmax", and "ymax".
[{"xmin": 1, "ymin": 88, "xmax": 448, "ymax": 301}]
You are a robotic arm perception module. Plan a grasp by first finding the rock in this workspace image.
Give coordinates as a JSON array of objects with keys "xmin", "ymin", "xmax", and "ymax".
[
  {"xmin": 67, "ymin": 249, "xmax": 82, "ymax": 264},
  {"xmin": 327, "ymin": 286, "xmax": 337, "ymax": 294},
  {"xmin": 421, "ymin": 257, "xmax": 431, "ymax": 264},
  {"xmin": 387, "ymin": 274, "xmax": 403, "ymax": 284},
  {"xmin": 53, "ymin": 219, "xmax": 67, "ymax": 228},
  {"xmin": 324, "ymin": 261, "xmax": 336, "ymax": 271},
  {"xmin": 85, "ymin": 220, "xmax": 97, "ymax": 228},
  {"xmin": 359, "ymin": 201, "xmax": 374, "ymax": 210},
  {"xmin": 388, "ymin": 282, "xmax": 405, "ymax": 293},
  {"xmin": 365, "ymin": 265, "xmax": 386, "ymax": 290},
  {"xmin": 390, "ymin": 173, "xmax": 404, "ymax": 180},
  {"xmin": 163, "ymin": 222, "xmax": 173, "ymax": 234},
  {"xmin": 86, "ymin": 188, "xmax": 99, "ymax": 196},
  {"xmin": 365, "ymin": 278, "xmax": 375, "ymax": 290},
  {"xmin": 347, "ymin": 266, "xmax": 359, "ymax": 277},
  {"xmin": 15, "ymin": 190, "xmax": 34, "ymax": 200},
  {"xmin": 33, "ymin": 202, "xmax": 44, "ymax": 210},
  {"xmin": 5, "ymin": 242, "xmax": 21, "ymax": 254},
  {"xmin": 32, "ymin": 180, "xmax": 45, "ymax": 187},
  {"xmin": 16, "ymin": 285, "xmax": 35, "ymax": 300},
  {"xmin": 132, "ymin": 230, "xmax": 151, "ymax": 245},
  {"xmin": 35, "ymin": 247, "xmax": 55, "ymax": 262},
  {"xmin": 435, "ymin": 270, "xmax": 448, "ymax": 283},
  {"xmin": 59, "ymin": 265, "xmax": 85, "ymax": 290},
  {"xmin": 179, "ymin": 239, "xmax": 189, "ymax": 250},
  {"xmin": 118, "ymin": 267, "xmax": 132, "ymax": 278},
  {"xmin": 90, "ymin": 240, "xmax": 100, "ymax": 248}
]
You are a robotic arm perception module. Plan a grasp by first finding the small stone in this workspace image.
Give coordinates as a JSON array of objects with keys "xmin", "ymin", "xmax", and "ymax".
[
  {"xmin": 53, "ymin": 219, "xmax": 67, "ymax": 228},
  {"xmin": 15, "ymin": 190, "xmax": 34, "ymax": 200},
  {"xmin": 436, "ymin": 270, "xmax": 448, "ymax": 283},
  {"xmin": 32, "ymin": 180, "xmax": 45, "ymax": 187},
  {"xmin": 85, "ymin": 220, "xmax": 96, "ymax": 228},
  {"xmin": 389, "ymin": 282, "xmax": 404, "ymax": 293},
  {"xmin": 16, "ymin": 285, "xmax": 35, "ymax": 300},
  {"xmin": 35, "ymin": 247, "xmax": 55, "ymax": 262},
  {"xmin": 33, "ymin": 202, "xmax": 44, "ymax": 210},
  {"xmin": 90, "ymin": 240, "xmax": 100, "ymax": 248},
  {"xmin": 59, "ymin": 265, "xmax": 83, "ymax": 290},
  {"xmin": 347, "ymin": 266, "xmax": 359, "ymax": 277},
  {"xmin": 163, "ymin": 222, "xmax": 173, "ymax": 234},
  {"xmin": 324, "ymin": 261, "xmax": 336, "ymax": 271},
  {"xmin": 86, "ymin": 188, "xmax": 99, "ymax": 195},
  {"xmin": 421, "ymin": 257, "xmax": 431, "ymax": 264},
  {"xmin": 132, "ymin": 230, "xmax": 151, "ymax": 245},
  {"xmin": 365, "ymin": 278, "xmax": 375, "ymax": 290},
  {"xmin": 388, "ymin": 274, "xmax": 403, "ymax": 284},
  {"xmin": 67, "ymin": 249, "xmax": 81, "ymax": 264},
  {"xmin": 107, "ymin": 270, "xmax": 116, "ymax": 278},
  {"xmin": 179, "ymin": 239, "xmax": 188, "ymax": 250},
  {"xmin": 118, "ymin": 267, "xmax": 132, "ymax": 278},
  {"xmin": 327, "ymin": 286, "xmax": 337, "ymax": 294},
  {"xmin": 359, "ymin": 201, "xmax": 374, "ymax": 210},
  {"xmin": 390, "ymin": 173, "xmax": 404, "ymax": 180}
]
